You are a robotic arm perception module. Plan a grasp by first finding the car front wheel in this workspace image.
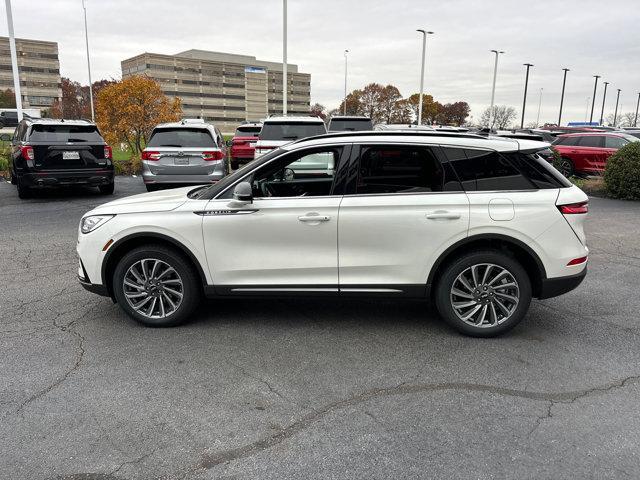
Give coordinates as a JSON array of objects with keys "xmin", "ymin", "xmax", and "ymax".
[
  {"xmin": 113, "ymin": 245, "xmax": 201, "ymax": 327},
  {"xmin": 435, "ymin": 251, "xmax": 532, "ymax": 337}
]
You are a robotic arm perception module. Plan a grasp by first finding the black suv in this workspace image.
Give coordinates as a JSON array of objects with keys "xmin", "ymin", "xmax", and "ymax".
[
  {"xmin": 11, "ymin": 118, "xmax": 114, "ymax": 199},
  {"xmin": 0, "ymin": 110, "xmax": 31, "ymax": 128}
]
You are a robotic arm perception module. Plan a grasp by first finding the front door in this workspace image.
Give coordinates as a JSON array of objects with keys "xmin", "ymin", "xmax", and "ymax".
[{"xmin": 202, "ymin": 146, "xmax": 348, "ymax": 292}]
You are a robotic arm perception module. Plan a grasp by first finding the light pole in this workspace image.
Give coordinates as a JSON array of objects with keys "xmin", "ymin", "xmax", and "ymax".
[
  {"xmin": 521, "ymin": 63, "xmax": 533, "ymax": 128},
  {"xmin": 489, "ymin": 49, "xmax": 504, "ymax": 128},
  {"xmin": 343, "ymin": 49, "xmax": 349, "ymax": 115},
  {"xmin": 282, "ymin": 0, "xmax": 287, "ymax": 115},
  {"xmin": 4, "ymin": 0, "xmax": 23, "ymax": 121},
  {"xmin": 416, "ymin": 29, "xmax": 433, "ymax": 125},
  {"xmin": 536, "ymin": 87, "xmax": 543, "ymax": 127},
  {"xmin": 584, "ymin": 97, "xmax": 590, "ymax": 122},
  {"xmin": 82, "ymin": 0, "xmax": 94, "ymax": 121},
  {"xmin": 600, "ymin": 81, "xmax": 609, "ymax": 125},
  {"xmin": 634, "ymin": 92, "xmax": 640, "ymax": 127},
  {"xmin": 558, "ymin": 68, "xmax": 570, "ymax": 126},
  {"xmin": 613, "ymin": 89, "xmax": 621, "ymax": 127},
  {"xmin": 589, "ymin": 75, "xmax": 600, "ymax": 124}
]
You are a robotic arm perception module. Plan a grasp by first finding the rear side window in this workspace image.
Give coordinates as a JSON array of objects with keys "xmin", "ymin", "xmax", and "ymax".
[
  {"xmin": 604, "ymin": 136, "xmax": 628, "ymax": 149},
  {"xmin": 28, "ymin": 124, "xmax": 103, "ymax": 143},
  {"xmin": 356, "ymin": 145, "xmax": 455, "ymax": 194},
  {"xmin": 259, "ymin": 122, "xmax": 326, "ymax": 141},
  {"xmin": 235, "ymin": 126, "xmax": 261, "ymax": 137},
  {"xmin": 147, "ymin": 128, "xmax": 216, "ymax": 148},
  {"xmin": 577, "ymin": 135, "xmax": 603, "ymax": 148},
  {"xmin": 502, "ymin": 152, "xmax": 571, "ymax": 188},
  {"xmin": 448, "ymin": 149, "xmax": 533, "ymax": 191}
]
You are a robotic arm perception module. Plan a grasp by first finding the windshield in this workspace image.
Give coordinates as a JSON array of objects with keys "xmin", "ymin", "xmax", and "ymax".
[
  {"xmin": 329, "ymin": 119, "xmax": 373, "ymax": 131},
  {"xmin": 197, "ymin": 148, "xmax": 284, "ymax": 200},
  {"xmin": 29, "ymin": 124, "xmax": 103, "ymax": 143},
  {"xmin": 147, "ymin": 128, "xmax": 216, "ymax": 148},
  {"xmin": 259, "ymin": 122, "xmax": 326, "ymax": 141},
  {"xmin": 235, "ymin": 127, "xmax": 261, "ymax": 137}
]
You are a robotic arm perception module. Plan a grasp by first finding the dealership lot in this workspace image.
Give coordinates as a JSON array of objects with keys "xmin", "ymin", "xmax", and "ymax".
[{"xmin": 1, "ymin": 177, "xmax": 640, "ymax": 479}]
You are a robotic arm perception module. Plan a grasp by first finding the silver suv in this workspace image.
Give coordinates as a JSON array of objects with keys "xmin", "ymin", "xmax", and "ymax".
[{"xmin": 141, "ymin": 119, "xmax": 228, "ymax": 191}]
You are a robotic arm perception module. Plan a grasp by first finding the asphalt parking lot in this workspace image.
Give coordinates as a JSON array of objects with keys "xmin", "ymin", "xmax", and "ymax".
[{"xmin": 1, "ymin": 176, "xmax": 640, "ymax": 479}]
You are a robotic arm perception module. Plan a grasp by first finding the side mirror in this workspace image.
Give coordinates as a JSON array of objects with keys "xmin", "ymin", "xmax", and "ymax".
[
  {"xmin": 233, "ymin": 181, "xmax": 253, "ymax": 203},
  {"xmin": 226, "ymin": 139, "xmax": 233, "ymax": 147}
]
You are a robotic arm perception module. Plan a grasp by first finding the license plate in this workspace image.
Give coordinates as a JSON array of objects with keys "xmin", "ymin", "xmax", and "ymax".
[
  {"xmin": 63, "ymin": 151, "xmax": 80, "ymax": 160},
  {"xmin": 174, "ymin": 158, "xmax": 189, "ymax": 165}
]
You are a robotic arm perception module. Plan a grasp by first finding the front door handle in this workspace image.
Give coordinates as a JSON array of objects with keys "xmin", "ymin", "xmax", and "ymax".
[
  {"xmin": 426, "ymin": 212, "xmax": 461, "ymax": 220},
  {"xmin": 298, "ymin": 214, "xmax": 330, "ymax": 222}
]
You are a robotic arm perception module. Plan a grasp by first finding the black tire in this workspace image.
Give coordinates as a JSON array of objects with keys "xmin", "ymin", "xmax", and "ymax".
[
  {"xmin": 230, "ymin": 158, "xmax": 240, "ymax": 170},
  {"xmin": 112, "ymin": 244, "xmax": 201, "ymax": 327},
  {"xmin": 145, "ymin": 184, "xmax": 158, "ymax": 192},
  {"xmin": 16, "ymin": 178, "xmax": 31, "ymax": 199},
  {"xmin": 434, "ymin": 250, "xmax": 532, "ymax": 337},
  {"xmin": 99, "ymin": 182, "xmax": 115, "ymax": 195},
  {"xmin": 10, "ymin": 169, "xmax": 17, "ymax": 185},
  {"xmin": 559, "ymin": 157, "xmax": 574, "ymax": 178}
]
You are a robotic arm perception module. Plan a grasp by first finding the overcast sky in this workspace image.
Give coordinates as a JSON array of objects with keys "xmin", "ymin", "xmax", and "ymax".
[{"xmin": 2, "ymin": 0, "xmax": 639, "ymax": 125}]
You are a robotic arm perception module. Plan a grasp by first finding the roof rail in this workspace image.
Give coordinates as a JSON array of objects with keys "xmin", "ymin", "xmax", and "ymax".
[{"xmin": 289, "ymin": 130, "xmax": 490, "ymax": 145}]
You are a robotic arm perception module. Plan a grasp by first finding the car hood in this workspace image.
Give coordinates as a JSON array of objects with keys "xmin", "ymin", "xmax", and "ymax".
[{"xmin": 88, "ymin": 186, "xmax": 198, "ymax": 215}]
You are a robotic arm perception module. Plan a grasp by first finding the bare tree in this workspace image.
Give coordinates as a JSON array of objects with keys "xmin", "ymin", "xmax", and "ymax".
[
  {"xmin": 606, "ymin": 112, "xmax": 637, "ymax": 127},
  {"xmin": 480, "ymin": 105, "xmax": 518, "ymax": 129}
]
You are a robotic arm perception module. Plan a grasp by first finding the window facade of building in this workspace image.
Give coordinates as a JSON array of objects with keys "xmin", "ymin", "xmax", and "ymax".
[
  {"xmin": 121, "ymin": 50, "xmax": 311, "ymax": 133},
  {"xmin": 0, "ymin": 37, "xmax": 62, "ymax": 108}
]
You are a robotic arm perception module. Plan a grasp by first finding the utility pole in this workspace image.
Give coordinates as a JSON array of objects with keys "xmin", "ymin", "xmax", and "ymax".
[
  {"xmin": 416, "ymin": 30, "xmax": 433, "ymax": 125},
  {"xmin": 489, "ymin": 50, "xmax": 504, "ymax": 128},
  {"xmin": 613, "ymin": 89, "xmax": 621, "ymax": 127},
  {"xmin": 558, "ymin": 68, "xmax": 570, "ymax": 126},
  {"xmin": 600, "ymin": 81, "xmax": 609, "ymax": 125},
  {"xmin": 634, "ymin": 92, "xmax": 640, "ymax": 128},
  {"xmin": 521, "ymin": 63, "xmax": 533, "ymax": 128},
  {"xmin": 4, "ymin": 0, "xmax": 23, "ymax": 121},
  {"xmin": 343, "ymin": 49, "xmax": 349, "ymax": 115},
  {"xmin": 589, "ymin": 75, "xmax": 600, "ymax": 124},
  {"xmin": 282, "ymin": 0, "xmax": 287, "ymax": 115},
  {"xmin": 82, "ymin": 0, "xmax": 94, "ymax": 121}
]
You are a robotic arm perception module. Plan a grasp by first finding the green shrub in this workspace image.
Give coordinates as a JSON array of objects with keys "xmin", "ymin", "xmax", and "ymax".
[
  {"xmin": 604, "ymin": 142, "xmax": 640, "ymax": 200},
  {"xmin": 114, "ymin": 157, "xmax": 142, "ymax": 176},
  {"xmin": 0, "ymin": 144, "xmax": 10, "ymax": 174},
  {"xmin": 550, "ymin": 146, "xmax": 563, "ymax": 172}
]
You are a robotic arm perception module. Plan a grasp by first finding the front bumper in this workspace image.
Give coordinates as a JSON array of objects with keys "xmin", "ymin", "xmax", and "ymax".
[
  {"xmin": 78, "ymin": 275, "xmax": 110, "ymax": 297},
  {"xmin": 21, "ymin": 168, "xmax": 114, "ymax": 187},
  {"xmin": 538, "ymin": 266, "xmax": 587, "ymax": 299}
]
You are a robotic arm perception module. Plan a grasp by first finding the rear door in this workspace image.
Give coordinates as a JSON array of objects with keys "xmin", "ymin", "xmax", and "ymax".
[
  {"xmin": 27, "ymin": 124, "xmax": 107, "ymax": 170},
  {"xmin": 575, "ymin": 135, "xmax": 605, "ymax": 173},
  {"xmin": 337, "ymin": 143, "xmax": 469, "ymax": 293},
  {"xmin": 145, "ymin": 127, "xmax": 221, "ymax": 175},
  {"xmin": 603, "ymin": 135, "xmax": 628, "ymax": 166}
]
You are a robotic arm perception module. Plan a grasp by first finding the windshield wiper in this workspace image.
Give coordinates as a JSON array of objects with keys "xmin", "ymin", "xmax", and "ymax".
[{"xmin": 67, "ymin": 138, "xmax": 88, "ymax": 142}]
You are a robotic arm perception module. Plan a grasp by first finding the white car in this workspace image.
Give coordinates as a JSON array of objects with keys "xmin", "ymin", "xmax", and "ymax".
[{"xmin": 77, "ymin": 131, "xmax": 588, "ymax": 336}]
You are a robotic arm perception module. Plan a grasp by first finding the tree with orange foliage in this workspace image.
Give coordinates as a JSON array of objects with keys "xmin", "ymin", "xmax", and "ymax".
[{"xmin": 96, "ymin": 75, "xmax": 181, "ymax": 156}]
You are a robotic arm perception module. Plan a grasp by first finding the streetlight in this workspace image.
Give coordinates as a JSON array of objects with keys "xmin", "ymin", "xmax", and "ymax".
[
  {"xmin": 589, "ymin": 75, "xmax": 600, "ymax": 124},
  {"xmin": 416, "ymin": 29, "xmax": 434, "ymax": 125},
  {"xmin": 343, "ymin": 49, "xmax": 349, "ymax": 115},
  {"xmin": 82, "ymin": 0, "xmax": 94, "ymax": 121},
  {"xmin": 634, "ymin": 92, "xmax": 640, "ymax": 127},
  {"xmin": 489, "ymin": 49, "xmax": 504, "ymax": 128},
  {"xmin": 584, "ymin": 97, "xmax": 590, "ymax": 122},
  {"xmin": 536, "ymin": 87, "xmax": 543, "ymax": 127},
  {"xmin": 558, "ymin": 68, "xmax": 570, "ymax": 126},
  {"xmin": 4, "ymin": 0, "xmax": 23, "ymax": 121},
  {"xmin": 282, "ymin": 0, "xmax": 287, "ymax": 115},
  {"xmin": 521, "ymin": 63, "xmax": 534, "ymax": 128},
  {"xmin": 613, "ymin": 88, "xmax": 621, "ymax": 127},
  {"xmin": 599, "ymin": 81, "xmax": 609, "ymax": 126}
]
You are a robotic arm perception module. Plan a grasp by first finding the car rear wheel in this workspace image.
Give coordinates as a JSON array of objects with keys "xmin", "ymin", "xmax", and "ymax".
[
  {"xmin": 145, "ymin": 184, "xmax": 158, "ymax": 192},
  {"xmin": 558, "ymin": 157, "xmax": 574, "ymax": 177},
  {"xmin": 113, "ymin": 245, "xmax": 201, "ymax": 327},
  {"xmin": 435, "ymin": 251, "xmax": 532, "ymax": 337},
  {"xmin": 230, "ymin": 158, "xmax": 240, "ymax": 170},
  {"xmin": 16, "ymin": 178, "xmax": 31, "ymax": 199},
  {"xmin": 99, "ymin": 182, "xmax": 115, "ymax": 195}
]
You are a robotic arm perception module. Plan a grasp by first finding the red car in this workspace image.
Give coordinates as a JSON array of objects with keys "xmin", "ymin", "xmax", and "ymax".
[
  {"xmin": 230, "ymin": 122, "xmax": 262, "ymax": 169},
  {"xmin": 552, "ymin": 132, "xmax": 639, "ymax": 176}
]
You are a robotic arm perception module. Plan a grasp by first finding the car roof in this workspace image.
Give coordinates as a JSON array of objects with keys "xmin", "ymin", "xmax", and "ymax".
[
  {"xmin": 329, "ymin": 116, "xmax": 372, "ymax": 121},
  {"xmin": 264, "ymin": 115, "xmax": 324, "ymax": 123},
  {"xmin": 558, "ymin": 131, "xmax": 624, "ymax": 137},
  {"xmin": 283, "ymin": 131, "xmax": 549, "ymax": 153},
  {"xmin": 236, "ymin": 122, "xmax": 263, "ymax": 128}
]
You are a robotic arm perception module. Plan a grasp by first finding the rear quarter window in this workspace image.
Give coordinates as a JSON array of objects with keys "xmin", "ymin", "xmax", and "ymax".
[
  {"xmin": 448, "ymin": 149, "xmax": 534, "ymax": 191},
  {"xmin": 501, "ymin": 152, "xmax": 571, "ymax": 188}
]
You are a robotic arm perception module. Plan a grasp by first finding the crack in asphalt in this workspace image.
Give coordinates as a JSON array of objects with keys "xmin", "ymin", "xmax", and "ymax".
[
  {"xmin": 194, "ymin": 375, "xmax": 640, "ymax": 471},
  {"xmin": 109, "ymin": 448, "xmax": 158, "ymax": 476}
]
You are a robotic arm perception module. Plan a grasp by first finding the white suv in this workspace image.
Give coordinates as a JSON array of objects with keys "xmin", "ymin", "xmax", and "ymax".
[{"xmin": 77, "ymin": 131, "xmax": 588, "ymax": 337}]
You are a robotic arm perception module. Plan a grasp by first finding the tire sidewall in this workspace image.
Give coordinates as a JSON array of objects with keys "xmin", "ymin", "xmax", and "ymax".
[
  {"xmin": 113, "ymin": 246, "xmax": 200, "ymax": 327},
  {"xmin": 435, "ymin": 251, "xmax": 532, "ymax": 337}
]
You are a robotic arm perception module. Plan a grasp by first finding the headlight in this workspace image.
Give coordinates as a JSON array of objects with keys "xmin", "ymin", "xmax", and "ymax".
[{"xmin": 80, "ymin": 215, "xmax": 115, "ymax": 234}]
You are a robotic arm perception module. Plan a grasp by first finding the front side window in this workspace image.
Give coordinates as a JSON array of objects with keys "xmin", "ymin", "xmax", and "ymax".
[
  {"xmin": 554, "ymin": 136, "xmax": 578, "ymax": 146},
  {"xmin": 577, "ymin": 135, "xmax": 603, "ymax": 148},
  {"xmin": 449, "ymin": 149, "xmax": 534, "ymax": 191},
  {"xmin": 147, "ymin": 128, "xmax": 216, "ymax": 148},
  {"xmin": 356, "ymin": 145, "xmax": 449, "ymax": 194},
  {"xmin": 604, "ymin": 136, "xmax": 628, "ymax": 149},
  {"xmin": 248, "ymin": 147, "xmax": 343, "ymax": 198}
]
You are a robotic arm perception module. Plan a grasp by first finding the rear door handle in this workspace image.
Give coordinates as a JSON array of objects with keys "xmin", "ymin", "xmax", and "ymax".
[
  {"xmin": 298, "ymin": 214, "xmax": 330, "ymax": 222},
  {"xmin": 426, "ymin": 212, "xmax": 461, "ymax": 220}
]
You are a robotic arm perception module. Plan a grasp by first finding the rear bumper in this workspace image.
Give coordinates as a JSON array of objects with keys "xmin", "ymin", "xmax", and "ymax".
[
  {"xmin": 538, "ymin": 267, "xmax": 587, "ymax": 299},
  {"xmin": 142, "ymin": 162, "xmax": 226, "ymax": 184},
  {"xmin": 21, "ymin": 169, "xmax": 114, "ymax": 187}
]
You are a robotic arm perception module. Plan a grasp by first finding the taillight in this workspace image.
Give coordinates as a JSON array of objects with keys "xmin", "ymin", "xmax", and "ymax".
[
  {"xmin": 141, "ymin": 151, "xmax": 160, "ymax": 161},
  {"xmin": 558, "ymin": 202, "xmax": 588, "ymax": 214},
  {"xmin": 202, "ymin": 151, "xmax": 224, "ymax": 161},
  {"xmin": 20, "ymin": 145, "xmax": 34, "ymax": 161},
  {"xmin": 104, "ymin": 145, "xmax": 112, "ymax": 160},
  {"xmin": 567, "ymin": 256, "xmax": 588, "ymax": 266}
]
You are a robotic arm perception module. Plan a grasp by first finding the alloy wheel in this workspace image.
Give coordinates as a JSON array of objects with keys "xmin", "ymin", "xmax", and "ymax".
[
  {"xmin": 122, "ymin": 258, "xmax": 184, "ymax": 319},
  {"xmin": 450, "ymin": 263, "xmax": 520, "ymax": 328}
]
